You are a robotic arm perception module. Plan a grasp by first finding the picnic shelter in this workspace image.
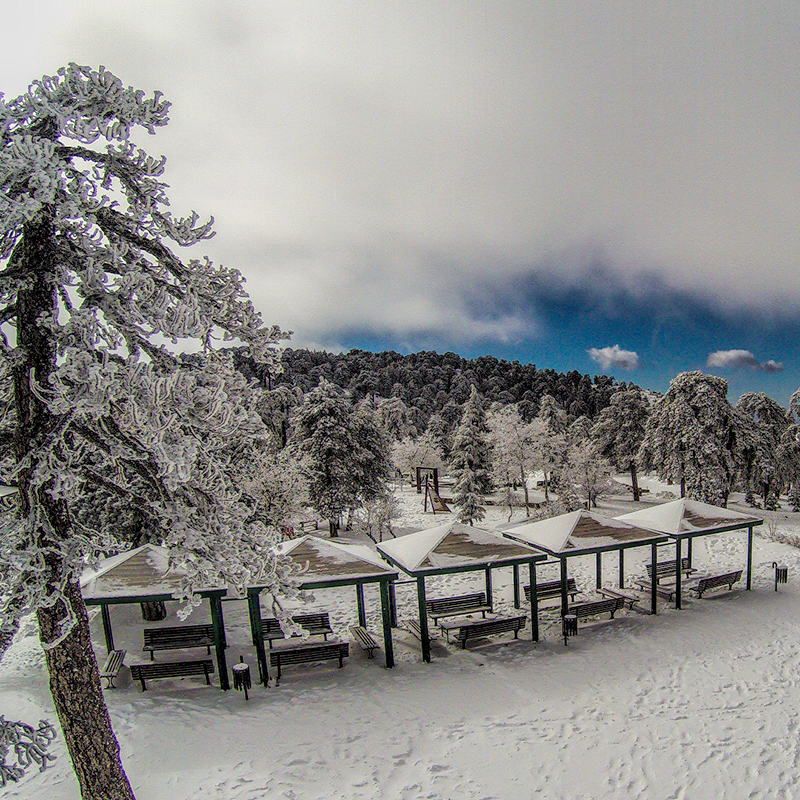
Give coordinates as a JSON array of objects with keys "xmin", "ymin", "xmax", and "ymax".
[
  {"xmin": 502, "ymin": 510, "xmax": 671, "ymax": 615},
  {"xmin": 616, "ymin": 498, "xmax": 763, "ymax": 608},
  {"xmin": 247, "ymin": 535, "xmax": 399, "ymax": 683},
  {"xmin": 81, "ymin": 544, "xmax": 231, "ymax": 689},
  {"xmin": 376, "ymin": 521, "xmax": 547, "ymax": 662}
]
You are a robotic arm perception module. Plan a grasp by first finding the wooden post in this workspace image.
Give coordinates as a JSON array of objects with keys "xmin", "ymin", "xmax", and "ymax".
[
  {"xmin": 512, "ymin": 564, "xmax": 521, "ymax": 609},
  {"xmin": 650, "ymin": 543, "xmax": 658, "ymax": 615},
  {"xmin": 687, "ymin": 537, "xmax": 693, "ymax": 566},
  {"xmin": 101, "ymin": 604, "xmax": 114, "ymax": 654},
  {"xmin": 379, "ymin": 581, "xmax": 395, "ymax": 668},
  {"xmin": 746, "ymin": 526, "xmax": 753, "ymax": 590},
  {"xmin": 485, "ymin": 568, "xmax": 493, "ymax": 608},
  {"xmin": 388, "ymin": 582, "xmax": 398, "ymax": 627},
  {"xmin": 356, "ymin": 583, "xmax": 367, "ymax": 627},
  {"xmin": 416, "ymin": 578, "xmax": 431, "ymax": 663},
  {"xmin": 209, "ymin": 594, "xmax": 230, "ymax": 690},
  {"xmin": 595, "ymin": 552, "xmax": 602, "ymax": 590},
  {"xmin": 247, "ymin": 589, "xmax": 268, "ymax": 685},
  {"xmin": 618, "ymin": 548, "xmax": 625, "ymax": 588},
  {"xmin": 560, "ymin": 558, "xmax": 569, "ymax": 617},
  {"xmin": 529, "ymin": 562, "xmax": 539, "ymax": 642},
  {"xmin": 675, "ymin": 540, "xmax": 683, "ymax": 610}
]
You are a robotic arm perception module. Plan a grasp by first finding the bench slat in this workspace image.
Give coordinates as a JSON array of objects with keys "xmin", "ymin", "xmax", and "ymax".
[
  {"xmin": 523, "ymin": 578, "xmax": 579, "ymax": 603},
  {"xmin": 452, "ymin": 615, "xmax": 527, "ymax": 648},
  {"xmin": 99, "ymin": 649, "xmax": 126, "ymax": 689},
  {"xmin": 143, "ymin": 624, "xmax": 215, "ymax": 660},
  {"xmin": 269, "ymin": 641, "xmax": 350, "ymax": 685},
  {"xmin": 349, "ymin": 626, "xmax": 378, "ymax": 658},
  {"xmin": 426, "ymin": 593, "xmax": 491, "ymax": 623},
  {"xmin": 568, "ymin": 596, "xmax": 625, "ymax": 620}
]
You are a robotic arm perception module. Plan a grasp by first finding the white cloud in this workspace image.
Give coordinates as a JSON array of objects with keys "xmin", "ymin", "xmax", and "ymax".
[
  {"xmin": 10, "ymin": 2, "xmax": 800, "ymax": 345},
  {"xmin": 587, "ymin": 345, "xmax": 641, "ymax": 371},
  {"xmin": 706, "ymin": 350, "xmax": 784, "ymax": 373}
]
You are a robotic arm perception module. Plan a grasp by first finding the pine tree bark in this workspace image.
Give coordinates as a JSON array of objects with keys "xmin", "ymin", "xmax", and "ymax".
[
  {"xmin": 13, "ymin": 212, "xmax": 136, "ymax": 799},
  {"xmin": 38, "ymin": 583, "xmax": 136, "ymax": 800},
  {"xmin": 629, "ymin": 462, "xmax": 640, "ymax": 502}
]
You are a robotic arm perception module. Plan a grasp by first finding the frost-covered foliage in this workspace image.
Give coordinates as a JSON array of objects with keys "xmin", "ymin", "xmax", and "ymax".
[
  {"xmin": 353, "ymin": 492, "xmax": 400, "ymax": 543},
  {"xmin": 0, "ymin": 716, "xmax": 56, "ymax": 787},
  {"xmin": 534, "ymin": 395, "xmax": 568, "ymax": 501},
  {"xmin": 639, "ymin": 372, "xmax": 754, "ymax": 505},
  {"xmin": 450, "ymin": 386, "xmax": 492, "ymax": 524},
  {"xmin": 592, "ymin": 388, "xmax": 651, "ymax": 500},
  {"xmin": 736, "ymin": 392, "xmax": 791, "ymax": 501},
  {"xmin": 375, "ymin": 395, "xmax": 416, "ymax": 442},
  {"xmin": 292, "ymin": 379, "xmax": 391, "ymax": 533},
  {"xmin": 487, "ymin": 404, "xmax": 542, "ymax": 517},
  {"xmin": 561, "ymin": 443, "xmax": 613, "ymax": 510},
  {"xmin": 0, "ymin": 64, "xmax": 293, "ymax": 639},
  {"xmin": 391, "ymin": 431, "xmax": 444, "ymax": 485}
]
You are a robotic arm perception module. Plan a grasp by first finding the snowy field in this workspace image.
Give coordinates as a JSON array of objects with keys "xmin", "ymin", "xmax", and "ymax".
[{"xmin": 4, "ymin": 480, "xmax": 800, "ymax": 799}]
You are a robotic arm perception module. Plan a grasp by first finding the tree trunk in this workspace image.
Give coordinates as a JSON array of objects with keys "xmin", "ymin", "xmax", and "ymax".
[
  {"xmin": 680, "ymin": 476, "xmax": 686, "ymax": 498},
  {"xmin": 520, "ymin": 467, "xmax": 530, "ymax": 517},
  {"xmin": 629, "ymin": 462, "xmax": 640, "ymax": 502},
  {"xmin": 12, "ymin": 213, "xmax": 135, "ymax": 799},
  {"xmin": 543, "ymin": 470, "xmax": 549, "ymax": 501},
  {"xmin": 38, "ymin": 582, "xmax": 136, "ymax": 800}
]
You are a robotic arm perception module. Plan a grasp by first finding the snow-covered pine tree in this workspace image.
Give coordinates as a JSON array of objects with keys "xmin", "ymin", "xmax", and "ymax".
[
  {"xmin": 0, "ymin": 64, "xmax": 291, "ymax": 798},
  {"xmin": 450, "ymin": 385, "xmax": 492, "ymax": 524},
  {"xmin": 376, "ymin": 395, "xmax": 416, "ymax": 441},
  {"xmin": 736, "ymin": 392, "xmax": 791, "ymax": 503},
  {"xmin": 592, "ymin": 387, "xmax": 651, "ymax": 501},
  {"xmin": 534, "ymin": 395, "xmax": 568, "ymax": 501},
  {"xmin": 639, "ymin": 372, "xmax": 754, "ymax": 505},
  {"xmin": 292, "ymin": 379, "xmax": 391, "ymax": 535}
]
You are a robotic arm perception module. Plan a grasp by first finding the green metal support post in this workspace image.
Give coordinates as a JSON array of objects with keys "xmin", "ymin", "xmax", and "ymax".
[
  {"xmin": 595, "ymin": 552, "xmax": 602, "ymax": 590},
  {"xmin": 416, "ymin": 577, "xmax": 431, "ymax": 663},
  {"xmin": 247, "ymin": 589, "xmax": 268, "ymax": 685},
  {"xmin": 528, "ymin": 562, "xmax": 539, "ymax": 642},
  {"xmin": 388, "ymin": 582, "xmax": 398, "ymax": 627},
  {"xmin": 675, "ymin": 541, "xmax": 683, "ymax": 610},
  {"xmin": 513, "ymin": 564, "xmax": 520, "ymax": 609},
  {"xmin": 687, "ymin": 537, "xmax": 693, "ymax": 566},
  {"xmin": 379, "ymin": 581, "xmax": 395, "ymax": 668},
  {"xmin": 100, "ymin": 604, "xmax": 114, "ymax": 654},
  {"xmin": 650, "ymin": 543, "xmax": 658, "ymax": 615},
  {"xmin": 356, "ymin": 583, "xmax": 367, "ymax": 627},
  {"xmin": 485, "ymin": 568, "xmax": 493, "ymax": 608},
  {"xmin": 209, "ymin": 594, "xmax": 230, "ymax": 690},
  {"xmin": 746, "ymin": 526, "xmax": 753, "ymax": 590},
  {"xmin": 618, "ymin": 549, "xmax": 625, "ymax": 588},
  {"xmin": 560, "ymin": 557, "xmax": 569, "ymax": 617}
]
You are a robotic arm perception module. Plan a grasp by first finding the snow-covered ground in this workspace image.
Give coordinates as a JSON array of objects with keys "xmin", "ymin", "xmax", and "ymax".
[{"xmin": 4, "ymin": 481, "xmax": 800, "ymax": 799}]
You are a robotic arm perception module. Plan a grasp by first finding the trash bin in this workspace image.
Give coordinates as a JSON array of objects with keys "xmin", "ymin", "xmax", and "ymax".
[
  {"xmin": 232, "ymin": 657, "xmax": 251, "ymax": 701},
  {"xmin": 773, "ymin": 562, "xmax": 788, "ymax": 591},
  {"xmin": 562, "ymin": 614, "xmax": 578, "ymax": 646}
]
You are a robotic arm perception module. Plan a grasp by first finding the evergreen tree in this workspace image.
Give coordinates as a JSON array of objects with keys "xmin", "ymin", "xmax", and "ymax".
[
  {"xmin": 736, "ymin": 392, "xmax": 791, "ymax": 502},
  {"xmin": 639, "ymin": 372, "xmax": 754, "ymax": 504},
  {"xmin": 592, "ymin": 388, "xmax": 651, "ymax": 501},
  {"xmin": 292, "ymin": 379, "xmax": 390, "ymax": 535},
  {"xmin": 0, "ymin": 65, "xmax": 289, "ymax": 798},
  {"xmin": 450, "ymin": 386, "xmax": 492, "ymax": 524}
]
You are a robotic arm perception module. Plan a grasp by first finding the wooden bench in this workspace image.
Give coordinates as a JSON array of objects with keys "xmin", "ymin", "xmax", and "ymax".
[
  {"xmin": 260, "ymin": 613, "xmax": 334, "ymax": 648},
  {"xmin": 450, "ymin": 615, "xmax": 527, "ymax": 649},
  {"xmin": 646, "ymin": 558, "xmax": 697, "ymax": 583},
  {"xmin": 130, "ymin": 659, "xmax": 214, "ymax": 691},
  {"xmin": 269, "ymin": 641, "xmax": 350, "ymax": 686},
  {"xmin": 690, "ymin": 570, "xmax": 743, "ymax": 598},
  {"xmin": 99, "ymin": 649, "xmax": 126, "ymax": 689},
  {"xmin": 349, "ymin": 626, "xmax": 378, "ymax": 658},
  {"xmin": 142, "ymin": 624, "xmax": 215, "ymax": 660},
  {"xmin": 523, "ymin": 578, "xmax": 579, "ymax": 604},
  {"xmin": 426, "ymin": 592, "xmax": 492, "ymax": 624},
  {"xmin": 568, "ymin": 596, "xmax": 625, "ymax": 620}
]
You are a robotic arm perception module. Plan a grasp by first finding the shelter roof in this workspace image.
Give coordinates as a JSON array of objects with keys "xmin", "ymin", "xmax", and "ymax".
[
  {"xmin": 376, "ymin": 521, "xmax": 544, "ymax": 575},
  {"xmin": 616, "ymin": 498, "xmax": 762, "ymax": 537},
  {"xmin": 502, "ymin": 510, "xmax": 668, "ymax": 556},
  {"xmin": 279, "ymin": 535, "xmax": 398, "ymax": 584},
  {"xmin": 81, "ymin": 544, "xmax": 189, "ymax": 600}
]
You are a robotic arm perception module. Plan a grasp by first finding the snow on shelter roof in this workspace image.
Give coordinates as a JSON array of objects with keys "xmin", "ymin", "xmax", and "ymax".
[
  {"xmin": 502, "ymin": 510, "xmax": 668, "ymax": 555},
  {"xmin": 81, "ymin": 544, "xmax": 189, "ymax": 600},
  {"xmin": 278, "ymin": 536, "xmax": 398, "ymax": 584},
  {"xmin": 376, "ymin": 521, "xmax": 542, "ymax": 574},
  {"xmin": 616, "ymin": 498, "xmax": 762, "ymax": 536}
]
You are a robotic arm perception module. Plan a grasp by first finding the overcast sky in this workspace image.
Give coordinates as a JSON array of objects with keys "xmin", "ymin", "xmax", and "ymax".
[{"xmin": 6, "ymin": 1, "xmax": 800, "ymax": 403}]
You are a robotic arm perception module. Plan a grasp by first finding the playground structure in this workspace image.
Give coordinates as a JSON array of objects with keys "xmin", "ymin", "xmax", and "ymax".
[{"xmin": 416, "ymin": 467, "xmax": 451, "ymax": 513}]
